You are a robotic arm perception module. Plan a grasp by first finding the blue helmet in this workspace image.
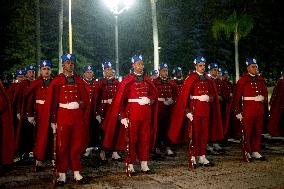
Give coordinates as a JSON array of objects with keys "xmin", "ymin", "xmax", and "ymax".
[
  {"xmin": 151, "ymin": 69, "xmax": 159, "ymax": 76},
  {"xmin": 208, "ymin": 63, "xmax": 218, "ymax": 70},
  {"xmin": 158, "ymin": 63, "xmax": 168, "ymax": 70},
  {"xmin": 40, "ymin": 60, "xmax": 52, "ymax": 68},
  {"xmin": 25, "ymin": 65, "xmax": 37, "ymax": 72},
  {"xmin": 131, "ymin": 54, "xmax": 143, "ymax": 64},
  {"xmin": 245, "ymin": 58, "xmax": 257, "ymax": 66},
  {"xmin": 193, "ymin": 56, "xmax": 206, "ymax": 64},
  {"xmin": 83, "ymin": 65, "xmax": 94, "ymax": 72},
  {"xmin": 102, "ymin": 62, "xmax": 112, "ymax": 70},
  {"xmin": 15, "ymin": 69, "xmax": 26, "ymax": 76},
  {"xmin": 173, "ymin": 67, "xmax": 182, "ymax": 74},
  {"xmin": 61, "ymin": 53, "xmax": 76, "ymax": 64}
]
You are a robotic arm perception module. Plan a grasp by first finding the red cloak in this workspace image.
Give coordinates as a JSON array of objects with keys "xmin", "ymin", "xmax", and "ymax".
[
  {"xmin": 34, "ymin": 73, "xmax": 90, "ymax": 161},
  {"xmin": 268, "ymin": 77, "xmax": 284, "ymax": 136},
  {"xmin": 102, "ymin": 73, "xmax": 158, "ymax": 151},
  {"xmin": 168, "ymin": 72, "xmax": 224, "ymax": 144},
  {"xmin": 0, "ymin": 80, "xmax": 14, "ymax": 165}
]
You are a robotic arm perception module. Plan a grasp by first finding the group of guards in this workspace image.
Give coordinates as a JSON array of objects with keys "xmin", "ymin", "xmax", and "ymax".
[{"xmin": 0, "ymin": 53, "xmax": 283, "ymax": 186}]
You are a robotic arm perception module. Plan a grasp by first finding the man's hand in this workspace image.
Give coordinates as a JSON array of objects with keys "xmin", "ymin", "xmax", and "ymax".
[
  {"xmin": 17, "ymin": 113, "xmax": 20, "ymax": 120},
  {"xmin": 199, "ymin": 95, "xmax": 209, "ymax": 102},
  {"xmin": 121, "ymin": 118, "xmax": 129, "ymax": 128},
  {"xmin": 138, "ymin": 97, "xmax": 150, "ymax": 105},
  {"xmin": 236, "ymin": 113, "xmax": 243, "ymax": 121},
  {"xmin": 96, "ymin": 115, "xmax": 102, "ymax": 124},
  {"xmin": 51, "ymin": 123, "xmax": 57, "ymax": 133},
  {"xmin": 27, "ymin": 117, "xmax": 36, "ymax": 126},
  {"xmin": 164, "ymin": 98, "xmax": 174, "ymax": 105},
  {"xmin": 69, "ymin": 102, "xmax": 80, "ymax": 109},
  {"xmin": 186, "ymin": 112, "xmax": 193, "ymax": 121}
]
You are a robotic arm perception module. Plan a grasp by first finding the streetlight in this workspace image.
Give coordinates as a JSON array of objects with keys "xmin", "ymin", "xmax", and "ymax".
[
  {"xmin": 150, "ymin": 0, "xmax": 159, "ymax": 71},
  {"xmin": 104, "ymin": 0, "xmax": 133, "ymax": 77}
]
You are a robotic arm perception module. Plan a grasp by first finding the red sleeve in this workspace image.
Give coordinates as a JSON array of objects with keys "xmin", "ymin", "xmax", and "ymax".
[
  {"xmin": 232, "ymin": 77, "xmax": 245, "ymax": 114},
  {"xmin": 79, "ymin": 83, "xmax": 89, "ymax": 110},
  {"xmin": 51, "ymin": 85, "xmax": 59, "ymax": 123},
  {"xmin": 25, "ymin": 86, "xmax": 36, "ymax": 117},
  {"xmin": 0, "ymin": 90, "xmax": 7, "ymax": 113}
]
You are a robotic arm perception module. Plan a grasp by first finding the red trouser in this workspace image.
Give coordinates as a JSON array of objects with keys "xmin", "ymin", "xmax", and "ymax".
[
  {"xmin": 189, "ymin": 116, "xmax": 209, "ymax": 156},
  {"xmin": 157, "ymin": 103, "xmax": 172, "ymax": 147},
  {"xmin": 57, "ymin": 108, "xmax": 85, "ymax": 172},
  {"xmin": 129, "ymin": 119, "xmax": 150, "ymax": 164},
  {"xmin": 243, "ymin": 116, "xmax": 263, "ymax": 153}
]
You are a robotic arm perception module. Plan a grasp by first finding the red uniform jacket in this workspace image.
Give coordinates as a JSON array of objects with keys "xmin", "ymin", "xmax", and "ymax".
[
  {"xmin": 102, "ymin": 73, "xmax": 158, "ymax": 151},
  {"xmin": 25, "ymin": 77, "xmax": 52, "ymax": 117},
  {"xmin": 96, "ymin": 77, "xmax": 119, "ymax": 119},
  {"xmin": 82, "ymin": 78, "xmax": 98, "ymax": 125},
  {"xmin": 173, "ymin": 78, "xmax": 184, "ymax": 96},
  {"xmin": 168, "ymin": 72, "xmax": 224, "ymax": 144},
  {"xmin": 0, "ymin": 81, "xmax": 14, "ymax": 165},
  {"xmin": 232, "ymin": 73, "xmax": 268, "ymax": 117},
  {"xmin": 34, "ymin": 73, "xmax": 89, "ymax": 161},
  {"xmin": 268, "ymin": 77, "xmax": 284, "ymax": 136},
  {"xmin": 153, "ymin": 77, "xmax": 178, "ymax": 115}
]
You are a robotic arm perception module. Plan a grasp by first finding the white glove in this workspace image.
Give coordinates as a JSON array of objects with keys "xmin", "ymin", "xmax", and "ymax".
[
  {"xmin": 17, "ymin": 113, "xmax": 20, "ymax": 120},
  {"xmin": 69, "ymin": 102, "xmax": 80, "ymax": 109},
  {"xmin": 121, "ymin": 118, "xmax": 129, "ymax": 128},
  {"xmin": 164, "ymin": 98, "xmax": 174, "ymax": 105},
  {"xmin": 236, "ymin": 113, "xmax": 243, "ymax": 121},
  {"xmin": 27, "ymin": 117, "xmax": 36, "ymax": 126},
  {"xmin": 255, "ymin": 95, "xmax": 264, "ymax": 102},
  {"xmin": 199, "ymin": 95, "xmax": 210, "ymax": 102},
  {"xmin": 186, "ymin": 112, "xmax": 193, "ymax": 121},
  {"xmin": 51, "ymin": 123, "xmax": 57, "ymax": 133},
  {"xmin": 138, "ymin": 97, "xmax": 150, "ymax": 105},
  {"xmin": 96, "ymin": 115, "xmax": 102, "ymax": 124}
]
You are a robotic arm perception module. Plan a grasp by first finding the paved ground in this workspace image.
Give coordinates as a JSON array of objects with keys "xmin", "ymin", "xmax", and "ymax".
[{"xmin": 1, "ymin": 137, "xmax": 284, "ymax": 189}]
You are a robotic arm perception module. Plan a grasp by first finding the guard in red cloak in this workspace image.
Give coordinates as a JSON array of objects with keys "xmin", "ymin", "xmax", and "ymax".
[
  {"xmin": 14, "ymin": 65, "xmax": 36, "ymax": 159},
  {"xmin": 6, "ymin": 69, "xmax": 26, "ymax": 102},
  {"xmin": 34, "ymin": 53, "xmax": 89, "ymax": 186},
  {"xmin": 168, "ymin": 56, "xmax": 223, "ymax": 167},
  {"xmin": 23, "ymin": 60, "xmax": 53, "ymax": 170},
  {"xmin": 81, "ymin": 65, "xmax": 100, "ymax": 159},
  {"xmin": 172, "ymin": 66, "xmax": 184, "ymax": 96},
  {"xmin": 153, "ymin": 63, "xmax": 178, "ymax": 157},
  {"xmin": 208, "ymin": 63, "xmax": 225, "ymax": 152},
  {"xmin": 232, "ymin": 58, "xmax": 268, "ymax": 161},
  {"xmin": 0, "ymin": 80, "xmax": 14, "ymax": 168},
  {"xmin": 102, "ymin": 54, "xmax": 158, "ymax": 175},
  {"xmin": 267, "ymin": 68, "xmax": 284, "ymax": 136},
  {"xmin": 96, "ymin": 62, "xmax": 121, "ymax": 161}
]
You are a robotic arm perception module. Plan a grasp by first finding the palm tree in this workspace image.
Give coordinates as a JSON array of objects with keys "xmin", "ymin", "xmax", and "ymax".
[{"xmin": 212, "ymin": 11, "xmax": 254, "ymax": 82}]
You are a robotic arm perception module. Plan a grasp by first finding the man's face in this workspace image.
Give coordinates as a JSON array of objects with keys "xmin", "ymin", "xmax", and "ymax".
[
  {"xmin": 175, "ymin": 72, "xmax": 182, "ymax": 79},
  {"xmin": 195, "ymin": 62, "xmax": 206, "ymax": 74},
  {"xmin": 132, "ymin": 60, "xmax": 144, "ymax": 74},
  {"xmin": 159, "ymin": 68, "xmax": 168, "ymax": 78},
  {"xmin": 26, "ymin": 70, "xmax": 35, "ymax": 80},
  {"xmin": 63, "ymin": 60, "xmax": 74, "ymax": 73},
  {"xmin": 40, "ymin": 66, "xmax": 51, "ymax": 78},
  {"xmin": 84, "ymin": 70, "xmax": 94, "ymax": 80},
  {"xmin": 104, "ymin": 67, "xmax": 113, "ymax": 78},
  {"xmin": 247, "ymin": 64, "xmax": 258, "ymax": 75},
  {"xmin": 210, "ymin": 68, "xmax": 218, "ymax": 77},
  {"xmin": 16, "ymin": 75, "xmax": 25, "ymax": 82},
  {"xmin": 150, "ymin": 75, "xmax": 158, "ymax": 80}
]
